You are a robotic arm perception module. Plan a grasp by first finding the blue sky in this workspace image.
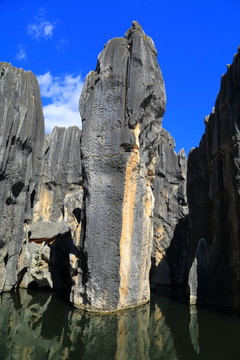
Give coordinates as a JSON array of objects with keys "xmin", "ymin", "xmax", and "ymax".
[{"xmin": 1, "ymin": 0, "xmax": 240, "ymax": 154}]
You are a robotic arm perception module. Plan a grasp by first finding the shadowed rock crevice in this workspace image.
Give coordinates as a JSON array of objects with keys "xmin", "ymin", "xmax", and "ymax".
[{"xmin": 19, "ymin": 222, "xmax": 74, "ymax": 294}]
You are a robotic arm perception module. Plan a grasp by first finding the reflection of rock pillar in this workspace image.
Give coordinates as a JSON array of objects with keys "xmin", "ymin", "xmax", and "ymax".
[
  {"xmin": 148, "ymin": 300, "xmax": 177, "ymax": 358},
  {"xmin": 73, "ymin": 21, "xmax": 166, "ymax": 311},
  {"xmin": 189, "ymin": 257, "xmax": 198, "ymax": 305},
  {"xmin": 189, "ymin": 305, "xmax": 199, "ymax": 355},
  {"xmin": 115, "ymin": 305, "xmax": 150, "ymax": 360}
]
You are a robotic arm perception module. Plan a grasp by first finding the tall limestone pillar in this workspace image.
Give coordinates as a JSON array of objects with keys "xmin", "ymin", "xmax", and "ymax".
[{"xmin": 71, "ymin": 22, "xmax": 166, "ymax": 311}]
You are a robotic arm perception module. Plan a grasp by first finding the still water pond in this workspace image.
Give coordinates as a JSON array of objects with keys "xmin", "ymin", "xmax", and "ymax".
[{"xmin": 1, "ymin": 289, "xmax": 240, "ymax": 359}]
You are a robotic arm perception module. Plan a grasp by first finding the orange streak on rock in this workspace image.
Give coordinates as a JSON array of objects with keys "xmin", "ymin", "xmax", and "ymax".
[
  {"xmin": 118, "ymin": 124, "xmax": 140, "ymax": 308},
  {"xmin": 29, "ymin": 237, "xmax": 56, "ymax": 244},
  {"xmin": 138, "ymin": 179, "xmax": 154, "ymax": 303},
  {"xmin": 33, "ymin": 189, "xmax": 53, "ymax": 222}
]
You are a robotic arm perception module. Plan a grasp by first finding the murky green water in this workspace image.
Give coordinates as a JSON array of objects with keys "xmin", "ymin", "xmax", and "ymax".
[{"xmin": 1, "ymin": 288, "xmax": 240, "ymax": 360}]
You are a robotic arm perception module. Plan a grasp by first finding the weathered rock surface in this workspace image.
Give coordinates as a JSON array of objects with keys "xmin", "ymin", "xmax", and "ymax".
[
  {"xmin": 151, "ymin": 129, "xmax": 188, "ymax": 286},
  {"xmin": 187, "ymin": 50, "xmax": 240, "ymax": 309},
  {"xmin": 20, "ymin": 126, "xmax": 82, "ymax": 291},
  {"xmin": 0, "ymin": 62, "xmax": 45, "ymax": 292},
  {"xmin": 73, "ymin": 21, "xmax": 166, "ymax": 311}
]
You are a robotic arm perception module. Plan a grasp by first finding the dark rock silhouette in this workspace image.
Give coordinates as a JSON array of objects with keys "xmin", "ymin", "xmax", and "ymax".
[{"xmin": 187, "ymin": 50, "xmax": 240, "ymax": 309}]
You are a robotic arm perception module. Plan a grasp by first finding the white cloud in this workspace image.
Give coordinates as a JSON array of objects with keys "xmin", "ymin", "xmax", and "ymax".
[
  {"xmin": 16, "ymin": 44, "xmax": 26, "ymax": 60},
  {"xmin": 27, "ymin": 9, "xmax": 57, "ymax": 40},
  {"xmin": 28, "ymin": 21, "xmax": 55, "ymax": 40},
  {"xmin": 37, "ymin": 72, "xmax": 83, "ymax": 132},
  {"xmin": 43, "ymin": 23, "xmax": 54, "ymax": 37}
]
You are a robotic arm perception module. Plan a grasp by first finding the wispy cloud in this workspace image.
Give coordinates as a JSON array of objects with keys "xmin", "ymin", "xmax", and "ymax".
[
  {"xmin": 28, "ymin": 21, "xmax": 55, "ymax": 40},
  {"xmin": 16, "ymin": 44, "xmax": 26, "ymax": 60},
  {"xmin": 27, "ymin": 8, "xmax": 57, "ymax": 40},
  {"xmin": 56, "ymin": 38, "xmax": 69, "ymax": 52},
  {"xmin": 37, "ymin": 72, "xmax": 83, "ymax": 132}
]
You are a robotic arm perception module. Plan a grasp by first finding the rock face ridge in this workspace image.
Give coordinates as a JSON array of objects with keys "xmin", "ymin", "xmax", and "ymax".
[
  {"xmin": 73, "ymin": 21, "xmax": 167, "ymax": 311},
  {"xmin": 187, "ymin": 50, "xmax": 240, "ymax": 309}
]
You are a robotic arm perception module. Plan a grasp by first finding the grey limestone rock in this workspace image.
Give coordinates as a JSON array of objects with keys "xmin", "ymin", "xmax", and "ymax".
[
  {"xmin": 151, "ymin": 129, "xmax": 189, "ymax": 286},
  {"xmin": 187, "ymin": 50, "xmax": 240, "ymax": 309},
  {"xmin": 0, "ymin": 62, "xmax": 45, "ymax": 292},
  {"xmin": 28, "ymin": 221, "xmax": 70, "ymax": 240},
  {"xmin": 20, "ymin": 242, "xmax": 53, "ymax": 289},
  {"xmin": 72, "ymin": 21, "xmax": 166, "ymax": 311}
]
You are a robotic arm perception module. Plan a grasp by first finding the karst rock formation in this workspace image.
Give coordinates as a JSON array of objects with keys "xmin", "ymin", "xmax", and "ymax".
[
  {"xmin": 0, "ymin": 22, "xmax": 188, "ymax": 312},
  {"xmin": 2, "ymin": 21, "xmax": 240, "ymax": 312}
]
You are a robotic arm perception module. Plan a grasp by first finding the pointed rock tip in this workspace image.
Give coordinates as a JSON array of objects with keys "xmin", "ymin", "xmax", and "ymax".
[
  {"xmin": 178, "ymin": 148, "xmax": 186, "ymax": 158},
  {"xmin": 132, "ymin": 20, "xmax": 143, "ymax": 31},
  {"xmin": 124, "ymin": 20, "xmax": 145, "ymax": 38},
  {"xmin": 124, "ymin": 21, "xmax": 158, "ymax": 56}
]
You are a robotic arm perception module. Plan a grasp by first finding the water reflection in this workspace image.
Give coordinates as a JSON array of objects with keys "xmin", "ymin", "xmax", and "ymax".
[{"xmin": 0, "ymin": 289, "xmax": 240, "ymax": 359}]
